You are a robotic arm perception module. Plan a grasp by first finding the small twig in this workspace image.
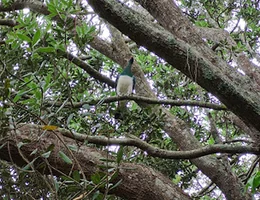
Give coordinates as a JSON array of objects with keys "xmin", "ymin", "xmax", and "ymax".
[
  {"xmin": 196, "ymin": 182, "xmax": 215, "ymax": 197},
  {"xmin": 242, "ymin": 156, "xmax": 260, "ymax": 183},
  {"xmin": 208, "ymin": 113, "xmax": 222, "ymax": 144}
]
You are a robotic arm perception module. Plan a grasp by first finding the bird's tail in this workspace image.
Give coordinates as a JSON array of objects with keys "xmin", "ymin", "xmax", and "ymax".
[{"xmin": 114, "ymin": 100, "xmax": 127, "ymax": 119}]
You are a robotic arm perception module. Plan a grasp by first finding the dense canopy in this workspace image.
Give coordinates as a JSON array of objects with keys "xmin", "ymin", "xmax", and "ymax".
[{"xmin": 0, "ymin": 0, "xmax": 260, "ymax": 199}]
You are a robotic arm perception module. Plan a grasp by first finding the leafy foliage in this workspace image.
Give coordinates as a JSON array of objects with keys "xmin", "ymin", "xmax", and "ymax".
[{"xmin": 0, "ymin": 0, "xmax": 260, "ymax": 199}]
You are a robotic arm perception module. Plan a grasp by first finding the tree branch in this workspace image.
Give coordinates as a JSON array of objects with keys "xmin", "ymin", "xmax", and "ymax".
[
  {"xmin": 58, "ymin": 126, "xmax": 260, "ymax": 159},
  {"xmin": 84, "ymin": 1, "xmax": 255, "ymax": 199},
  {"xmin": 61, "ymin": 51, "xmax": 115, "ymax": 87},
  {"xmin": 0, "ymin": 0, "xmax": 116, "ymax": 88},
  {"xmin": 87, "ymin": 0, "xmax": 260, "ymax": 136},
  {"xmin": 43, "ymin": 95, "xmax": 227, "ymax": 110},
  {"xmin": 0, "ymin": 123, "xmax": 191, "ymax": 200},
  {"xmin": 0, "ymin": 19, "xmax": 17, "ymax": 27},
  {"xmin": 242, "ymin": 156, "xmax": 260, "ymax": 183},
  {"xmin": 3, "ymin": 122, "xmax": 259, "ymax": 161},
  {"xmin": 4, "ymin": 124, "xmax": 260, "ymax": 160},
  {"xmin": 0, "ymin": 0, "xmax": 49, "ymax": 15}
]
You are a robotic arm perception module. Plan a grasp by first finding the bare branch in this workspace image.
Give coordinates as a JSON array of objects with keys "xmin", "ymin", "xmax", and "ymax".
[
  {"xmin": 43, "ymin": 95, "xmax": 227, "ymax": 110},
  {"xmin": 0, "ymin": 19, "xmax": 17, "ymax": 27},
  {"xmin": 208, "ymin": 113, "xmax": 223, "ymax": 144},
  {"xmin": 61, "ymin": 51, "xmax": 115, "ymax": 87},
  {"xmin": 41, "ymin": 124, "xmax": 260, "ymax": 159},
  {"xmin": 242, "ymin": 156, "xmax": 260, "ymax": 183}
]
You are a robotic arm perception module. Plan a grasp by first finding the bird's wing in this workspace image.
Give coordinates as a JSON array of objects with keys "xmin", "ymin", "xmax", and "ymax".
[
  {"xmin": 115, "ymin": 74, "xmax": 119, "ymax": 92},
  {"xmin": 132, "ymin": 76, "xmax": 136, "ymax": 92}
]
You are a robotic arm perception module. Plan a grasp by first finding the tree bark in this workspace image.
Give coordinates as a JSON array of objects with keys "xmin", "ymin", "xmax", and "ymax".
[
  {"xmin": 86, "ymin": 0, "xmax": 253, "ymax": 199},
  {"xmin": 87, "ymin": 0, "xmax": 260, "ymax": 139},
  {"xmin": 0, "ymin": 124, "xmax": 191, "ymax": 200},
  {"xmin": 0, "ymin": 1, "xmax": 256, "ymax": 199}
]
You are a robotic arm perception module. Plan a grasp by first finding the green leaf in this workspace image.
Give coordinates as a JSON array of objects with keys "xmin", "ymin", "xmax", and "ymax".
[
  {"xmin": 17, "ymin": 33, "xmax": 31, "ymax": 42},
  {"xmin": 92, "ymin": 191, "xmax": 102, "ymax": 200},
  {"xmin": 22, "ymin": 158, "xmax": 37, "ymax": 171},
  {"xmin": 67, "ymin": 0, "xmax": 73, "ymax": 8},
  {"xmin": 32, "ymin": 29, "xmax": 41, "ymax": 46},
  {"xmin": 246, "ymin": 171, "xmax": 260, "ymax": 193},
  {"xmin": 252, "ymin": 171, "xmax": 260, "ymax": 193},
  {"xmin": 58, "ymin": 151, "xmax": 73, "ymax": 164},
  {"xmin": 17, "ymin": 142, "xmax": 25, "ymax": 149},
  {"xmin": 76, "ymin": 26, "xmax": 83, "ymax": 37},
  {"xmin": 47, "ymin": 144, "xmax": 55, "ymax": 152},
  {"xmin": 82, "ymin": 104, "xmax": 90, "ymax": 109},
  {"xmin": 13, "ymin": 93, "xmax": 22, "ymax": 103},
  {"xmin": 34, "ymin": 47, "xmax": 55, "ymax": 53},
  {"xmin": 68, "ymin": 144, "xmax": 78, "ymax": 152},
  {"xmin": 91, "ymin": 173, "xmax": 101, "ymax": 185},
  {"xmin": 72, "ymin": 170, "xmax": 80, "ymax": 182},
  {"xmin": 54, "ymin": 179, "xmax": 60, "ymax": 192},
  {"xmin": 0, "ymin": 143, "xmax": 6, "ymax": 150},
  {"xmin": 30, "ymin": 148, "xmax": 38, "ymax": 156},
  {"xmin": 109, "ymin": 179, "xmax": 122, "ymax": 190},
  {"xmin": 116, "ymin": 146, "xmax": 124, "ymax": 164},
  {"xmin": 34, "ymin": 89, "xmax": 42, "ymax": 100},
  {"xmin": 208, "ymin": 137, "xmax": 215, "ymax": 145},
  {"xmin": 67, "ymin": 113, "xmax": 74, "ymax": 126},
  {"xmin": 47, "ymin": 4, "xmax": 58, "ymax": 16},
  {"xmin": 43, "ymin": 73, "xmax": 51, "ymax": 92},
  {"xmin": 172, "ymin": 174, "xmax": 182, "ymax": 184},
  {"xmin": 41, "ymin": 151, "xmax": 52, "ymax": 158}
]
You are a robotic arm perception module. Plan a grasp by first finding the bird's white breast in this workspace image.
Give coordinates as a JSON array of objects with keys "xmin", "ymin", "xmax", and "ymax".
[{"xmin": 116, "ymin": 75, "xmax": 133, "ymax": 95}]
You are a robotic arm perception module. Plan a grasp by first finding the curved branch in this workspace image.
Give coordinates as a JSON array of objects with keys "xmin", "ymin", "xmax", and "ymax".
[
  {"xmin": 43, "ymin": 95, "xmax": 227, "ymax": 110},
  {"xmin": 86, "ymin": 0, "xmax": 260, "ymax": 136},
  {"xmin": 62, "ymin": 51, "xmax": 115, "ymax": 87},
  {"xmin": 58, "ymin": 126, "xmax": 260, "ymax": 159},
  {"xmin": 0, "ymin": 123, "xmax": 191, "ymax": 200}
]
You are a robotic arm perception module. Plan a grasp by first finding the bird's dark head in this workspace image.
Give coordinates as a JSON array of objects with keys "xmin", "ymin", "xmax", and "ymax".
[
  {"xmin": 120, "ymin": 57, "xmax": 134, "ymax": 76},
  {"xmin": 129, "ymin": 57, "xmax": 134, "ymax": 65}
]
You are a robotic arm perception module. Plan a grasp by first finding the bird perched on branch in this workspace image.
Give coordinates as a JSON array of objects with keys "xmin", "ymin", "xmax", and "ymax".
[{"xmin": 115, "ymin": 57, "xmax": 135, "ymax": 119}]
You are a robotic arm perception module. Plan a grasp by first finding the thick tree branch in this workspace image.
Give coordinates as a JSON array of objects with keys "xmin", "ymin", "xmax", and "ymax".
[
  {"xmin": 87, "ymin": 0, "xmax": 260, "ymax": 138},
  {"xmin": 3, "ymin": 124, "xmax": 260, "ymax": 160},
  {"xmin": 0, "ymin": 19, "xmax": 17, "ymax": 27},
  {"xmin": 84, "ymin": 1, "xmax": 254, "ymax": 199},
  {"xmin": 0, "ymin": 0, "xmax": 49, "ymax": 15},
  {"xmin": 43, "ymin": 95, "xmax": 227, "ymax": 110},
  {"xmin": 0, "ymin": 1, "xmax": 254, "ymax": 199},
  {"xmin": 0, "ymin": 124, "xmax": 191, "ymax": 200}
]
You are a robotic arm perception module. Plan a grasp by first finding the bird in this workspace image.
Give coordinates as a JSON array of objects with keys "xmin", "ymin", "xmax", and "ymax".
[{"xmin": 115, "ymin": 57, "xmax": 135, "ymax": 119}]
